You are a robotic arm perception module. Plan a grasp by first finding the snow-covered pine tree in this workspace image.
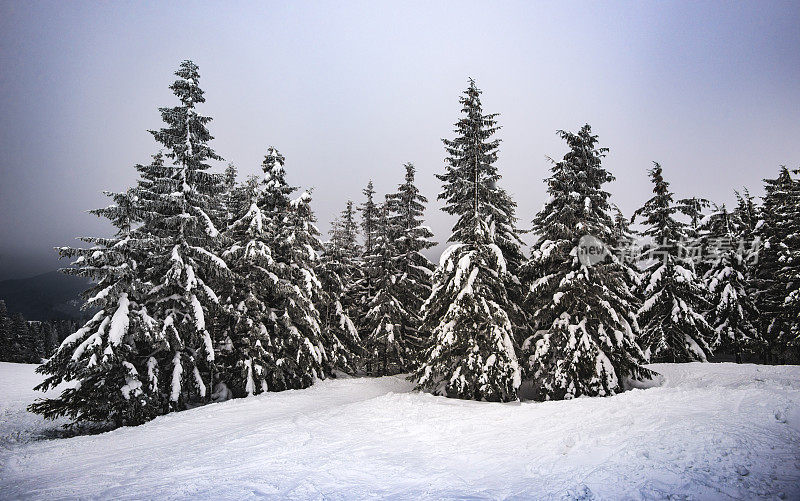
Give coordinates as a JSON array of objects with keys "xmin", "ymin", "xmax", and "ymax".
[
  {"xmin": 416, "ymin": 79, "xmax": 521, "ymax": 402},
  {"xmin": 324, "ymin": 201, "xmax": 362, "ymax": 304},
  {"xmin": 359, "ymin": 180, "xmax": 380, "ymax": 258},
  {"xmin": 262, "ymin": 147, "xmax": 355, "ymax": 380},
  {"xmin": 30, "ymin": 189, "xmax": 164, "ymax": 427},
  {"xmin": 632, "ymin": 162, "xmax": 714, "ymax": 362},
  {"xmin": 0, "ymin": 300, "xmax": 9, "ymax": 360},
  {"xmin": 609, "ymin": 204, "xmax": 644, "ymax": 322},
  {"xmin": 221, "ymin": 162, "xmax": 239, "ymax": 224},
  {"xmin": 384, "ymin": 162, "xmax": 436, "ymax": 367},
  {"xmin": 701, "ymin": 205, "xmax": 761, "ymax": 362},
  {"xmin": 221, "ymin": 148, "xmax": 329, "ymax": 394},
  {"xmin": 521, "ymin": 125, "xmax": 651, "ymax": 401},
  {"xmin": 611, "ymin": 205, "xmax": 633, "ymax": 247},
  {"xmin": 677, "ymin": 197, "xmax": 711, "ymax": 239},
  {"xmin": 218, "ymin": 163, "xmax": 279, "ymax": 397},
  {"xmin": 437, "ymin": 79, "xmax": 527, "ymax": 332},
  {"xmin": 289, "ymin": 190, "xmax": 361, "ymax": 375},
  {"xmin": 754, "ymin": 167, "xmax": 800, "ymax": 363},
  {"xmin": 353, "ymin": 181, "xmax": 380, "ymax": 332},
  {"xmin": 317, "ymin": 200, "xmax": 363, "ymax": 373},
  {"xmin": 362, "ymin": 198, "xmax": 406, "ymax": 374},
  {"xmin": 135, "ymin": 60, "xmax": 230, "ymax": 410},
  {"xmin": 6, "ymin": 313, "xmax": 32, "ymax": 362}
]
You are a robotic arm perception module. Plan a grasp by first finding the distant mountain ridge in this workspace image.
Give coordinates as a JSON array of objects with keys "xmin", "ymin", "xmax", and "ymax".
[{"xmin": 0, "ymin": 271, "xmax": 92, "ymax": 321}]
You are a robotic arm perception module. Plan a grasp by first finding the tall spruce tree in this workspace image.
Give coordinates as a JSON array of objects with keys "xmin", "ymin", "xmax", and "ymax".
[
  {"xmin": 317, "ymin": 201, "xmax": 363, "ymax": 373},
  {"xmin": 362, "ymin": 164, "xmax": 437, "ymax": 374},
  {"xmin": 8, "ymin": 313, "xmax": 32, "ymax": 362},
  {"xmin": 416, "ymin": 79, "xmax": 521, "ymax": 402},
  {"xmin": 702, "ymin": 205, "xmax": 761, "ymax": 362},
  {"xmin": 522, "ymin": 125, "xmax": 651, "ymax": 401},
  {"xmin": 437, "ymin": 79, "xmax": 526, "ymax": 320},
  {"xmin": 134, "ymin": 60, "xmax": 230, "ymax": 409},
  {"xmin": 354, "ymin": 181, "xmax": 380, "ymax": 331},
  {"xmin": 632, "ymin": 162, "xmax": 714, "ymax": 362},
  {"xmin": 359, "ymin": 181, "xmax": 380, "ymax": 258},
  {"xmin": 291, "ymin": 191, "xmax": 361, "ymax": 375},
  {"xmin": 677, "ymin": 197, "xmax": 711, "ymax": 238},
  {"xmin": 30, "ymin": 188, "xmax": 164, "ymax": 427},
  {"xmin": 754, "ymin": 167, "xmax": 800, "ymax": 363},
  {"xmin": 221, "ymin": 148, "xmax": 328, "ymax": 394},
  {"xmin": 363, "ymin": 198, "xmax": 408, "ymax": 374},
  {"xmin": 385, "ymin": 163, "xmax": 436, "ymax": 366},
  {"xmin": 0, "ymin": 300, "xmax": 9, "ymax": 360},
  {"xmin": 324, "ymin": 201, "xmax": 362, "ymax": 304}
]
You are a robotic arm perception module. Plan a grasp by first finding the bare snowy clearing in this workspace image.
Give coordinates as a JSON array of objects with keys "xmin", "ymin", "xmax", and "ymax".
[{"xmin": 1, "ymin": 362, "xmax": 798, "ymax": 500}]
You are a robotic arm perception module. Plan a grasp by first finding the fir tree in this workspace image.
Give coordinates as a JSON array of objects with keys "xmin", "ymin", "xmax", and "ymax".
[
  {"xmin": 326, "ymin": 200, "xmax": 362, "ymax": 294},
  {"xmin": 41, "ymin": 322, "xmax": 58, "ymax": 357},
  {"xmin": 30, "ymin": 188, "xmax": 164, "ymax": 427},
  {"xmin": 416, "ymin": 80, "xmax": 521, "ymax": 402},
  {"xmin": 0, "ymin": 300, "xmax": 9, "ymax": 360},
  {"xmin": 610, "ymin": 205, "xmax": 643, "ymax": 289},
  {"xmin": 437, "ymin": 80, "xmax": 523, "ymax": 270},
  {"xmin": 351, "ymin": 181, "xmax": 379, "ymax": 336},
  {"xmin": 677, "ymin": 196, "xmax": 711, "ymax": 239},
  {"xmin": 6, "ymin": 312, "xmax": 35, "ymax": 362},
  {"xmin": 702, "ymin": 205, "xmax": 761, "ymax": 362},
  {"xmin": 317, "ymin": 200, "xmax": 362, "ymax": 372},
  {"xmin": 632, "ymin": 162, "xmax": 714, "ymax": 362},
  {"xmin": 359, "ymin": 181, "xmax": 380, "ymax": 258},
  {"xmin": 221, "ymin": 148, "xmax": 328, "ymax": 395},
  {"xmin": 363, "ymin": 197, "xmax": 407, "ymax": 374},
  {"xmin": 384, "ymin": 162, "xmax": 436, "ymax": 366},
  {"xmin": 522, "ymin": 125, "xmax": 652, "ymax": 400},
  {"xmin": 221, "ymin": 162, "xmax": 239, "ymax": 224},
  {"xmin": 754, "ymin": 167, "xmax": 800, "ymax": 363},
  {"xmin": 290, "ymin": 190, "xmax": 361, "ymax": 375},
  {"xmin": 134, "ymin": 60, "xmax": 230, "ymax": 409}
]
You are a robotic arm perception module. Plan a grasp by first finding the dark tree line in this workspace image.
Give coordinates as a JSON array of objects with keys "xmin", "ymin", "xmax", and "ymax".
[{"xmin": 0, "ymin": 300, "xmax": 78, "ymax": 363}]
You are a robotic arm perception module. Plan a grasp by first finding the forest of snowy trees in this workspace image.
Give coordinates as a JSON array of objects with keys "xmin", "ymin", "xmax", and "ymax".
[{"xmin": 22, "ymin": 61, "xmax": 800, "ymax": 428}]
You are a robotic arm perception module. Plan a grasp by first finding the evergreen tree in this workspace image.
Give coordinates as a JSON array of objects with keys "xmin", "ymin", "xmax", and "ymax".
[
  {"xmin": 326, "ymin": 200, "xmax": 362, "ymax": 295},
  {"xmin": 292, "ymin": 190, "xmax": 361, "ymax": 375},
  {"xmin": 317, "ymin": 200, "xmax": 362, "ymax": 372},
  {"xmin": 0, "ymin": 300, "xmax": 9, "ymax": 360},
  {"xmin": 522, "ymin": 125, "xmax": 652, "ymax": 401},
  {"xmin": 359, "ymin": 181, "xmax": 380, "ymax": 257},
  {"xmin": 632, "ymin": 162, "xmax": 714, "ymax": 362},
  {"xmin": 363, "ymin": 198, "xmax": 407, "ymax": 374},
  {"xmin": 610, "ymin": 205, "xmax": 643, "ymax": 290},
  {"xmin": 354, "ymin": 181, "xmax": 380, "ymax": 330},
  {"xmin": 8, "ymin": 313, "xmax": 33, "ymax": 362},
  {"xmin": 677, "ymin": 196, "xmax": 711, "ymax": 239},
  {"xmin": 221, "ymin": 162, "xmax": 239, "ymax": 224},
  {"xmin": 41, "ymin": 322, "xmax": 58, "ymax": 357},
  {"xmin": 416, "ymin": 80, "xmax": 521, "ymax": 402},
  {"xmin": 134, "ymin": 60, "xmax": 230, "ymax": 410},
  {"xmin": 221, "ymin": 148, "xmax": 328, "ymax": 395},
  {"xmin": 437, "ymin": 80, "xmax": 523, "ymax": 270},
  {"xmin": 384, "ymin": 163, "xmax": 436, "ymax": 366},
  {"xmin": 754, "ymin": 167, "xmax": 800, "ymax": 363},
  {"xmin": 702, "ymin": 205, "xmax": 761, "ymax": 362},
  {"xmin": 30, "ymin": 188, "xmax": 164, "ymax": 427}
]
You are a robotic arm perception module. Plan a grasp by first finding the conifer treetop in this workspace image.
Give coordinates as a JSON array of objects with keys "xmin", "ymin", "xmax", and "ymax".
[{"xmin": 438, "ymin": 79, "xmax": 519, "ymax": 250}]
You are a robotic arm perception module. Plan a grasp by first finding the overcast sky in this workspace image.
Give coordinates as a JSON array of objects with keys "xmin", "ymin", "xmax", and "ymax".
[{"xmin": 1, "ymin": 1, "xmax": 798, "ymax": 280}]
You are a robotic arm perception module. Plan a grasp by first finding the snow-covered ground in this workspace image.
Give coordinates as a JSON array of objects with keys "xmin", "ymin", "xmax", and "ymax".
[{"xmin": 1, "ymin": 362, "xmax": 798, "ymax": 500}]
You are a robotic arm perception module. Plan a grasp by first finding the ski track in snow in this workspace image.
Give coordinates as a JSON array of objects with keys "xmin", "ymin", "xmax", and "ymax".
[{"xmin": 0, "ymin": 362, "xmax": 798, "ymax": 500}]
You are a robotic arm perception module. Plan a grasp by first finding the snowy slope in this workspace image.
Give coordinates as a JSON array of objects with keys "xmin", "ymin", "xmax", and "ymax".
[{"xmin": 1, "ymin": 362, "xmax": 798, "ymax": 500}]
